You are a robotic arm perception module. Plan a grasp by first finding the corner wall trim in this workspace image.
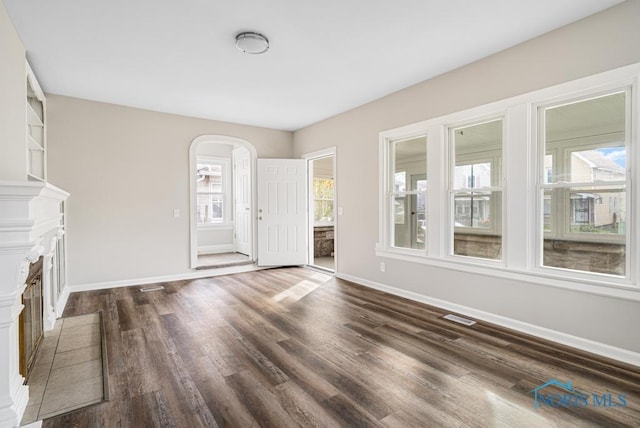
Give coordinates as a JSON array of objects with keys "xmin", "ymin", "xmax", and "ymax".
[
  {"xmin": 67, "ymin": 264, "xmax": 261, "ymax": 293},
  {"xmin": 335, "ymin": 272, "xmax": 640, "ymax": 367},
  {"xmin": 55, "ymin": 285, "xmax": 70, "ymax": 319}
]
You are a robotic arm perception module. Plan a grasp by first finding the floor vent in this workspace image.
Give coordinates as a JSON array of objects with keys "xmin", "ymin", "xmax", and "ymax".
[
  {"xmin": 443, "ymin": 314, "xmax": 476, "ymax": 326},
  {"xmin": 139, "ymin": 285, "xmax": 165, "ymax": 293}
]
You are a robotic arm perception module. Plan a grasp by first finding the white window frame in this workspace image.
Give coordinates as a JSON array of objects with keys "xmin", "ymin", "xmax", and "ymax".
[
  {"xmin": 447, "ymin": 117, "xmax": 505, "ymax": 264},
  {"xmin": 379, "ymin": 129, "xmax": 429, "ymax": 257},
  {"xmin": 535, "ymin": 87, "xmax": 633, "ymax": 280},
  {"xmin": 196, "ymin": 156, "xmax": 232, "ymax": 228},
  {"xmin": 376, "ymin": 62, "xmax": 640, "ymax": 301}
]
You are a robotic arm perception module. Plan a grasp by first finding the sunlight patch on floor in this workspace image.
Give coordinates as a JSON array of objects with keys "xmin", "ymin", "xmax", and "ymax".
[
  {"xmin": 273, "ymin": 279, "xmax": 322, "ymax": 303},
  {"xmin": 484, "ymin": 389, "xmax": 549, "ymax": 427}
]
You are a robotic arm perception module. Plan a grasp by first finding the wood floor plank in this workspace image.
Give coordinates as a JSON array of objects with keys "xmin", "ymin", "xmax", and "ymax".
[
  {"xmin": 224, "ymin": 369, "xmax": 293, "ymax": 428},
  {"xmin": 121, "ymin": 328, "xmax": 160, "ymax": 398},
  {"xmin": 271, "ymin": 380, "xmax": 342, "ymax": 427},
  {"xmin": 42, "ymin": 267, "xmax": 640, "ymax": 428},
  {"xmin": 277, "ymin": 338, "xmax": 395, "ymax": 420},
  {"xmin": 189, "ymin": 356, "xmax": 260, "ymax": 428},
  {"xmin": 226, "ymin": 316, "xmax": 341, "ymax": 401},
  {"xmin": 321, "ymin": 393, "xmax": 383, "ymax": 428},
  {"xmin": 221, "ymin": 321, "xmax": 290, "ymax": 387},
  {"xmin": 316, "ymin": 340, "xmax": 463, "ymax": 427}
]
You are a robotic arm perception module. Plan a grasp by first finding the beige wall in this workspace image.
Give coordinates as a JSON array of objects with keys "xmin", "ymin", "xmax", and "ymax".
[
  {"xmin": 47, "ymin": 95, "xmax": 293, "ymax": 285},
  {"xmin": 293, "ymin": 1, "xmax": 640, "ymax": 353},
  {"xmin": 0, "ymin": 4, "xmax": 27, "ymax": 180}
]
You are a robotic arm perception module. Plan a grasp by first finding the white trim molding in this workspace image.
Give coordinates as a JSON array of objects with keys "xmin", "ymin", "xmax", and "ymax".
[
  {"xmin": 377, "ymin": 62, "xmax": 640, "ymax": 299},
  {"xmin": 302, "ymin": 147, "xmax": 338, "ymax": 272},
  {"xmin": 335, "ymin": 272, "xmax": 640, "ymax": 367},
  {"xmin": 68, "ymin": 264, "xmax": 263, "ymax": 293},
  {"xmin": 189, "ymin": 135, "xmax": 258, "ymax": 269},
  {"xmin": 0, "ymin": 181, "xmax": 69, "ymax": 427}
]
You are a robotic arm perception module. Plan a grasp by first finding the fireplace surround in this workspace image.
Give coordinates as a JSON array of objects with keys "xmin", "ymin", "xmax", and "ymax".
[
  {"xmin": 0, "ymin": 182, "xmax": 69, "ymax": 426},
  {"xmin": 19, "ymin": 256, "xmax": 44, "ymax": 381}
]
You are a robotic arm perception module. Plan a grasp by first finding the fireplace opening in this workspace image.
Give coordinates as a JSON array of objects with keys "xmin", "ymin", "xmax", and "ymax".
[{"xmin": 19, "ymin": 256, "xmax": 44, "ymax": 381}]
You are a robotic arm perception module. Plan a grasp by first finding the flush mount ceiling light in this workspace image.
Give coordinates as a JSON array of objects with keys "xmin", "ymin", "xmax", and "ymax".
[{"xmin": 235, "ymin": 32, "xmax": 269, "ymax": 55}]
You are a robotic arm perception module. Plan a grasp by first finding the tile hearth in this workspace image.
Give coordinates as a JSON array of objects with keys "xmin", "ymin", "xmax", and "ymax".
[{"xmin": 21, "ymin": 313, "xmax": 107, "ymax": 425}]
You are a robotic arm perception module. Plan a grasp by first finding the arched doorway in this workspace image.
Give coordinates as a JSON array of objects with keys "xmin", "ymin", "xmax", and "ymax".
[{"xmin": 189, "ymin": 135, "xmax": 257, "ymax": 269}]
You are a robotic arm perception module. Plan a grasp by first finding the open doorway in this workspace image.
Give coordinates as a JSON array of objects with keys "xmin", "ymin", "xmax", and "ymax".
[
  {"xmin": 189, "ymin": 136, "xmax": 256, "ymax": 270},
  {"xmin": 306, "ymin": 149, "xmax": 336, "ymax": 272}
]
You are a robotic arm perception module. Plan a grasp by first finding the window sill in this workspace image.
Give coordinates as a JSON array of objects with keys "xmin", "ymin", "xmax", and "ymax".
[
  {"xmin": 374, "ymin": 247, "xmax": 640, "ymax": 302},
  {"xmin": 314, "ymin": 222, "xmax": 335, "ymax": 227}
]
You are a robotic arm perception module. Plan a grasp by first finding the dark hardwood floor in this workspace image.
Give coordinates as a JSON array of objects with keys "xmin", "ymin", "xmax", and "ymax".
[{"xmin": 44, "ymin": 267, "xmax": 640, "ymax": 427}]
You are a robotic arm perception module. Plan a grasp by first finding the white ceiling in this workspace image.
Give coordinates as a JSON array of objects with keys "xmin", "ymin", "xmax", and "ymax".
[{"xmin": 4, "ymin": 0, "xmax": 623, "ymax": 131}]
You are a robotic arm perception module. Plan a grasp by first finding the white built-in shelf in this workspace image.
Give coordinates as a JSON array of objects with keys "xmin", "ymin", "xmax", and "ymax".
[
  {"xmin": 27, "ymin": 173, "xmax": 45, "ymax": 182},
  {"xmin": 26, "ymin": 62, "xmax": 46, "ymax": 181},
  {"xmin": 28, "ymin": 135, "xmax": 44, "ymax": 151},
  {"xmin": 27, "ymin": 103, "xmax": 44, "ymax": 127}
]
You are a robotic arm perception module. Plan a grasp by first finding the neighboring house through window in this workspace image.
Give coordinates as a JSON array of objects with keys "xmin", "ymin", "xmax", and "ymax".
[
  {"xmin": 377, "ymin": 64, "xmax": 638, "ymax": 296},
  {"xmin": 539, "ymin": 90, "xmax": 629, "ymax": 276},
  {"xmin": 449, "ymin": 118, "xmax": 504, "ymax": 261},
  {"xmin": 196, "ymin": 157, "xmax": 231, "ymax": 225}
]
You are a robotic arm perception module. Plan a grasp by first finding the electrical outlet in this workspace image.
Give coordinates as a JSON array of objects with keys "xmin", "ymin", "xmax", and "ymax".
[
  {"xmin": 173, "ymin": 209, "xmax": 180, "ymax": 218},
  {"xmin": 380, "ymin": 262, "xmax": 385, "ymax": 272}
]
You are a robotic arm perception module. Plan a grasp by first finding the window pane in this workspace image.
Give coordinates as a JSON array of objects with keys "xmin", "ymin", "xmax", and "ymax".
[
  {"xmin": 314, "ymin": 179, "xmax": 335, "ymax": 223},
  {"xmin": 394, "ymin": 171, "xmax": 406, "ymax": 193},
  {"xmin": 393, "ymin": 196, "xmax": 406, "ymax": 225},
  {"xmin": 452, "ymin": 119, "xmax": 502, "ymax": 188},
  {"xmin": 453, "ymin": 191, "xmax": 499, "ymax": 229},
  {"xmin": 567, "ymin": 187, "xmax": 626, "ymax": 235},
  {"xmin": 393, "ymin": 136, "xmax": 427, "ymax": 191},
  {"xmin": 393, "ymin": 195, "xmax": 425, "ymax": 250},
  {"xmin": 314, "ymin": 200, "xmax": 334, "ymax": 222},
  {"xmin": 544, "ymin": 154, "xmax": 553, "ymax": 185},
  {"xmin": 545, "ymin": 92, "xmax": 626, "ymax": 183},
  {"xmin": 451, "ymin": 119, "xmax": 503, "ymax": 261},
  {"xmin": 197, "ymin": 194, "xmax": 223, "ymax": 224},
  {"xmin": 541, "ymin": 91, "xmax": 628, "ymax": 277},
  {"xmin": 453, "ymin": 191, "xmax": 502, "ymax": 260},
  {"xmin": 543, "ymin": 190, "xmax": 552, "ymax": 232},
  {"xmin": 454, "ymin": 162, "xmax": 492, "ymax": 189},
  {"xmin": 569, "ymin": 148, "xmax": 626, "ymax": 183},
  {"xmin": 544, "ymin": 189, "xmax": 626, "ymax": 275},
  {"xmin": 314, "ymin": 178, "xmax": 334, "ymax": 199}
]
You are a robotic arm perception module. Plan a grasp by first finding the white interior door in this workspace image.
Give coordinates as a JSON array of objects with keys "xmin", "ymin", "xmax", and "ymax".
[
  {"xmin": 233, "ymin": 148, "xmax": 252, "ymax": 257},
  {"xmin": 257, "ymin": 159, "xmax": 308, "ymax": 266}
]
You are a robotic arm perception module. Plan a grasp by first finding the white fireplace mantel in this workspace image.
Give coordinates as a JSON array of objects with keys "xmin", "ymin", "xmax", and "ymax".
[{"xmin": 0, "ymin": 181, "xmax": 69, "ymax": 427}]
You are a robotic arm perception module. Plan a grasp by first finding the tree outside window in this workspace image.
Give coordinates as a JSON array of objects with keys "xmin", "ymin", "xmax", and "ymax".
[{"xmin": 314, "ymin": 178, "xmax": 334, "ymax": 223}]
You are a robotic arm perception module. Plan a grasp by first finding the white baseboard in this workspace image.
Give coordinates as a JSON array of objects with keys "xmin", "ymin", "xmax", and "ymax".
[
  {"xmin": 335, "ymin": 272, "xmax": 640, "ymax": 367},
  {"xmin": 198, "ymin": 244, "xmax": 234, "ymax": 255},
  {"xmin": 55, "ymin": 285, "xmax": 70, "ymax": 317},
  {"xmin": 68, "ymin": 264, "xmax": 261, "ymax": 293}
]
